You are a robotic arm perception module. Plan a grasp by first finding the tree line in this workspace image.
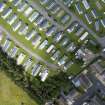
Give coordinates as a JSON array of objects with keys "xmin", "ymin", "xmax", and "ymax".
[{"xmin": 0, "ymin": 47, "xmax": 72, "ymax": 105}]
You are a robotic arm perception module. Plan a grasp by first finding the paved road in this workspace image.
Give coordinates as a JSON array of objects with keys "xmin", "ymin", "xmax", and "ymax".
[
  {"xmin": 55, "ymin": 0, "xmax": 105, "ymax": 48},
  {"xmin": 0, "ymin": 26, "xmax": 59, "ymax": 69}
]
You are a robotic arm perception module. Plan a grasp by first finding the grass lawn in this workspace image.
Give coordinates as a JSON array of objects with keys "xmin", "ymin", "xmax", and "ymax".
[{"xmin": 0, "ymin": 71, "xmax": 38, "ymax": 105}]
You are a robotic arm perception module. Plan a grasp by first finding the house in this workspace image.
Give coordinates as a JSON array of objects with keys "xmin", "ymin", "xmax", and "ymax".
[
  {"xmin": 91, "ymin": 9, "xmax": 98, "ymax": 19},
  {"xmin": 58, "ymin": 55, "xmax": 68, "ymax": 66},
  {"xmin": 0, "ymin": 2, "xmax": 6, "ymax": 13},
  {"xmin": 0, "ymin": 31, "xmax": 3, "ymax": 41},
  {"xmin": 8, "ymin": 46, "xmax": 19, "ymax": 58},
  {"xmin": 28, "ymin": 11, "xmax": 40, "ymax": 22},
  {"xmin": 24, "ymin": 6, "xmax": 33, "ymax": 17},
  {"xmin": 67, "ymin": 26, "xmax": 74, "ymax": 33},
  {"xmin": 12, "ymin": 19, "xmax": 22, "ymax": 31},
  {"xmin": 7, "ymin": 13, "xmax": 18, "ymax": 25},
  {"xmin": 46, "ymin": 25, "xmax": 57, "ymax": 37},
  {"xmin": 101, "ymin": 18, "xmax": 105, "ymax": 28},
  {"xmin": 44, "ymin": 0, "xmax": 59, "ymax": 15},
  {"xmin": 17, "ymin": 1, "xmax": 28, "ymax": 12},
  {"xmin": 49, "ymin": 47, "xmax": 56, "ymax": 55},
  {"xmin": 102, "ymin": 0, "xmax": 105, "ymax": 3},
  {"xmin": 17, "ymin": 53, "xmax": 26, "ymax": 65},
  {"xmin": 39, "ymin": 69, "xmax": 48, "ymax": 82},
  {"xmin": 53, "ymin": 32, "xmax": 63, "ymax": 43},
  {"xmin": 45, "ymin": 101, "xmax": 54, "ymax": 105},
  {"xmin": 18, "ymin": 23, "xmax": 29, "ymax": 35},
  {"xmin": 1, "ymin": 7, "xmax": 12, "ymax": 19},
  {"xmin": 66, "ymin": 42, "xmax": 76, "ymax": 52},
  {"xmin": 31, "ymin": 63, "xmax": 42, "ymax": 76},
  {"xmin": 94, "ymin": 20, "xmax": 100, "ymax": 32},
  {"xmin": 75, "ymin": 3, "xmax": 83, "ymax": 15},
  {"xmin": 25, "ymin": 29, "xmax": 37, "ymax": 40},
  {"xmin": 38, "ymin": 19, "xmax": 49, "ymax": 30},
  {"xmin": 79, "ymin": 31, "xmax": 89, "ymax": 41},
  {"xmin": 51, "ymin": 4, "xmax": 60, "ymax": 14},
  {"xmin": 84, "ymin": 13, "xmax": 92, "ymax": 24},
  {"xmin": 76, "ymin": 48, "xmax": 95, "ymax": 64},
  {"xmin": 96, "ymin": 1, "xmax": 103, "ymax": 10},
  {"xmin": 46, "ymin": 1, "xmax": 56, "ymax": 10},
  {"xmin": 38, "ymin": 39, "xmax": 48, "ymax": 50},
  {"xmin": 8, "ymin": 0, "xmax": 13, "ymax": 2},
  {"xmin": 75, "ymin": 27, "xmax": 84, "ymax": 37},
  {"xmin": 60, "ymin": 37, "xmax": 69, "ymax": 47},
  {"xmin": 61, "ymin": 14, "xmax": 70, "ymax": 24},
  {"xmin": 33, "ymin": 15, "xmax": 43, "ymax": 26},
  {"xmin": 46, "ymin": 44, "xmax": 55, "ymax": 53},
  {"xmin": 13, "ymin": 0, "xmax": 22, "ymax": 6},
  {"xmin": 3, "ymin": 39, "xmax": 11, "ymax": 52},
  {"xmin": 32, "ymin": 34, "xmax": 42, "ymax": 48},
  {"xmin": 35, "ymin": 16, "xmax": 45, "ymax": 26},
  {"xmin": 51, "ymin": 50, "xmax": 61, "ymax": 61},
  {"xmin": 40, "ymin": 0, "xmax": 50, "ymax": 5},
  {"xmin": 82, "ymin": 0, "xmax": 90, "ymax": 10},
  {"xmin": 23, "ymin": 58, "xmax": 33, "ymax": 71},
  {"xmin": 67, "ymin": 22, "xmax": 79, "ymax": 33},
  {"xmin": 75, "ymin": 48, "xmax": 86, "ymax": 60},
  {"xmin": 63, "ymin": 0, "xmax": 74, "ymax": 7},
  {"xmin": 64, "ymin": 60, "xmax": 73, "ymax": 70}
]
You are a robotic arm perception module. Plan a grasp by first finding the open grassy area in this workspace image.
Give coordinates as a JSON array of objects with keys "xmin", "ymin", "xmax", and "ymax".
[{"xmin": 0, "ymin": 71, "xmax": 38, "ymax": 105}]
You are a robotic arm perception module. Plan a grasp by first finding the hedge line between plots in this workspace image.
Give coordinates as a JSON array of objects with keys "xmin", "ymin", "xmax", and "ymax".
[{"xmin": 0, "ymin": 47, "xmax": 72, "ymax": 105}]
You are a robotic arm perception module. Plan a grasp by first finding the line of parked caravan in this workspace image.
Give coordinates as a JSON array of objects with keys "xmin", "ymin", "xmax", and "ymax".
[
  {"xmin": 74, "ymin": 0, "xmax": 105, "ymax": 32},
  {"xmin": 0, "ymin": 34, "xmax": 48, "ymax": 82},
  {"xmin": 0, "ymin": 1, "xmax": 77, "ymax": 71},
  {"xmin": 0, "ymin": 0, "xmax": 93, "ymax": 75},
  {"xmin": 40, "ymin": 0, "xmax": 71, "ymax": 25}
]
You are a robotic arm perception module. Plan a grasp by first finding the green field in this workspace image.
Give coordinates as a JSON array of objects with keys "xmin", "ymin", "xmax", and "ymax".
[{"xmin": 0, "ymin": 71, "xmax": 38, "ymax": 105}]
